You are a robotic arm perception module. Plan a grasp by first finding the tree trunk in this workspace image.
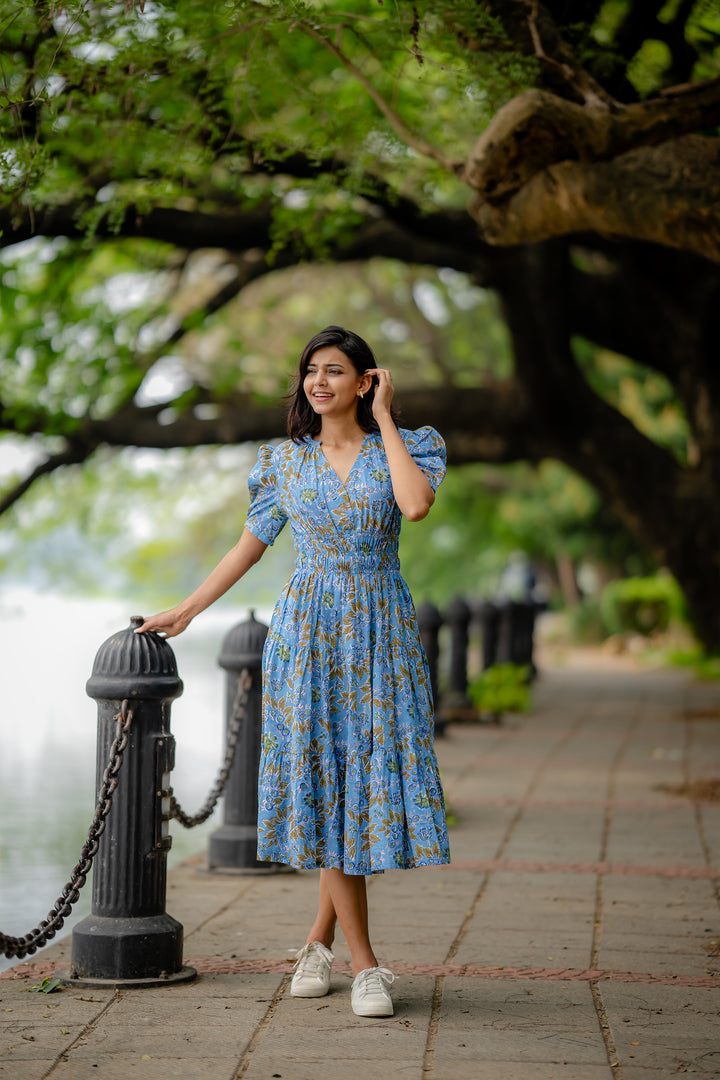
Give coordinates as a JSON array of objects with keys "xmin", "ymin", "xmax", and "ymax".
[
  {"xmin": 555, "ymin": 551, "xmax": 581, "ymax": 608},
  {"xmin": 495, "ymin": 241, "xmax": 720, "ymax": 651}
]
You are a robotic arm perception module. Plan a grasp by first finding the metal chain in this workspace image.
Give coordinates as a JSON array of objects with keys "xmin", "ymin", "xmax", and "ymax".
[
  {"xmin": 169, "ymin": 668, "xmax": 252, "ymax": 828},
  {"xmin": 0, "ymin": 702, "xmax": 133, "ymax": 961}
]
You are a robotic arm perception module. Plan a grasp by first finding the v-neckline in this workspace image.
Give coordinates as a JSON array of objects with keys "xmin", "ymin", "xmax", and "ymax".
[{"xmin": 314, "ymin": 434, "xmax": 368, "ymax": 487}]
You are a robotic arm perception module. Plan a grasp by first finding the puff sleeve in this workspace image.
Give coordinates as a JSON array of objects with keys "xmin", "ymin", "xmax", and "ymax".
[
  {"xmin": 400, "ymin": 425, "xmax": 447, "ymax": 491},
  {"xmin": 244, "ymin": 444, "xmax": 288, "ymax": 545}
]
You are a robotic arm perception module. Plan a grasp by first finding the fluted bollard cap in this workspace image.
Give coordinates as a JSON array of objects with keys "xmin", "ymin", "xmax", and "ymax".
[
  {"xmin": 86, "ymin": 616, "xmax": 184, "ymax": 701},
  {"xmin": 218, "ymin": 609, "xmax": 268, "ymax": 671},
  {"xmin": 416, "ymin": 600, "xmax": 444, "ymax": 630},
  {"xmin": 444, "ymin": 596, "xmax": 472, "ymax": 624}
]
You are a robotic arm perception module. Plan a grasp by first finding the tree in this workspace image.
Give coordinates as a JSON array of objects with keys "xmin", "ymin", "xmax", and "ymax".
[{"xmin": 1, "ymin": 1, "xmax": 720, "ymax": 645}]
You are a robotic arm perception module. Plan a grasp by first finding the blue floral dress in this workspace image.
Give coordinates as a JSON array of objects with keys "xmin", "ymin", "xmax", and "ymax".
[{"xmin": 245, "ymin": 425, "xmax": 451, "ymax": 875}]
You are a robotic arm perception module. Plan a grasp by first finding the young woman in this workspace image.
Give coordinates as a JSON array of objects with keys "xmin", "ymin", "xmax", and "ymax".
[{"xmin": 137, "ymin": 326, "xmax": 450, "ymax": 1017}]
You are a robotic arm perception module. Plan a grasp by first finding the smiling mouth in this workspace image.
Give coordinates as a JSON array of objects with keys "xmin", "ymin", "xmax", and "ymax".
[{"xmin": 312, "ymin": 392, "xmax": 333, "ymax": 399}]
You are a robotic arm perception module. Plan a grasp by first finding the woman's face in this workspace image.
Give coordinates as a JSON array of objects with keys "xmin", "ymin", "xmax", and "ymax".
[{"xmin": 303, "ymin": 346, "xmax": 369, "ymax": 418}]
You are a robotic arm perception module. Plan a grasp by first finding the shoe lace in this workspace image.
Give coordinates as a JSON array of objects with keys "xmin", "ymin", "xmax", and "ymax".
[
  {"xmin": 356, "ymin": 967, "xmax": 395, "ymax": 997},
  {"xmin": 293, "ymin": 942, "xmax": 331, "ymax": 978}
]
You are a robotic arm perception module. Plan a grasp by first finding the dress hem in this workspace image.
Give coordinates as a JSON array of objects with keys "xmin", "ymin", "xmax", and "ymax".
[{"xmin": 256, "ymin": 853, "xmax": 452, "ymax": 875}]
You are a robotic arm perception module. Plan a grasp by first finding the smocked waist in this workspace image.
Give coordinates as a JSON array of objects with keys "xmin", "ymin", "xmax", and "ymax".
[{"xmin": 294, "ymin": 548, "xmax": 400, "ymax": 574}]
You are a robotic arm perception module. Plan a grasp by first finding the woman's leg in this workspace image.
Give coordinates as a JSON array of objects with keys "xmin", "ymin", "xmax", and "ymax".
[
  {"xmin": 291, "ymin": 871, "xmax": 336, "ymax": 998},
  {"xmin": 320, "ymin": 868, "xmax": 378, "ymax": 975},
  {"xmin": 305, "ymin": 869, "xmax": 337, "ymax": 950}
]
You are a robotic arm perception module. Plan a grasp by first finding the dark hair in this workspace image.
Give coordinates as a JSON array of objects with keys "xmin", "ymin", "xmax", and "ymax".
[{"xmin": 287, "ymin": 325, "xmax": 397, "ymax": 442}]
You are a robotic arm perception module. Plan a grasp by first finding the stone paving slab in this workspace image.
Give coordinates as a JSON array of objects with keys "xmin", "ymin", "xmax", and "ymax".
[
  {"xmin": 597, "ymin": 947, "xmax": 715, "ymax": 978},
  {"xmin": 702, "ymin": 805, "xmax": 720, "ymax": 864},
  {"xmin": 434, "ymin": 978, "xmax": 608, "ymax": 1065},
  {"xmin": 601, "ymin": 982, "xmax": 720, "ymax": 1074},
  {"xmin": 456, "ymin": 927, "xmax": 595, "ymax": 971},
  {"xmin": 470, "ymin": 870, "xmax": 599, "ymax": 924},
  {"xmin": 606, "ymin": 808, "xmax": 709, "ymax": 866},
  {"xmin": 0, "ymin": 1066, "xmax": 58, "ymax": 1080},
  {"xmin": 46, "ymin": 1057, "xmax": 243, "ymax": 1080},
  {"xmin": 432, "ymin": 1064, "xmax": 615, "ymax": 1080},
  {"xmin": 1, "ymin": 660, "xmax": 719, "ymax": 1080},
  {"xmin": 502, "ymin": 808, "xmax": 607, "ymax": 863}
]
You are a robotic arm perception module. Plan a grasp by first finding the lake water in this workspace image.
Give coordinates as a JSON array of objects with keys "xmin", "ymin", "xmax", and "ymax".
[{"xmin": 0, "ymin": 589, "xmax": 272, "ymax": 975}]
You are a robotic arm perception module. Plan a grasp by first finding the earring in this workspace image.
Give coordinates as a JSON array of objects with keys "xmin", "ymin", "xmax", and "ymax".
[{"xmin": 358, "ymin": 391, "xmax": 364, "ymax": 398}]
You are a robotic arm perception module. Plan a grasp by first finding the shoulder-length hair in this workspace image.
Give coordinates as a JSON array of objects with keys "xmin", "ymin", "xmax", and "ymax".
[{"xmin": 287, "ymin": 325, "xmax": 398, "ymax": 442}]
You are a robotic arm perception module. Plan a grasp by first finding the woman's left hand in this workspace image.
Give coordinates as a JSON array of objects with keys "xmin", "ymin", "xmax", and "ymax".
[{"xmin": 366, "ymin": 368, "xmax": 394, "ymax": 419}]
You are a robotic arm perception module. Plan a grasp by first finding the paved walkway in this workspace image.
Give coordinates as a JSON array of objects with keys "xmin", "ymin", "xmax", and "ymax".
[{"xmin": 2, "ymin": 658, "xmax": 719, "ymax": 1079}]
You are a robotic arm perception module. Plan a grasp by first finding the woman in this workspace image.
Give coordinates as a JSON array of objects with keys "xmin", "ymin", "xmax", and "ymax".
[{"xmin": 137, "ymin": 326, "xmax": 450, "ymax": 1017}]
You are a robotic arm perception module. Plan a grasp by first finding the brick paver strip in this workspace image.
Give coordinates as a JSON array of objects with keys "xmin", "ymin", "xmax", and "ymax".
[
  {"xmin": 454, "ymin": 797, "xmax": 712, "ymax": 809},
  {"xmin": 446, "ymin": 858, "xmax": 720, "ymax": 879},
  {"xmin": 4, "ymin": 957, "xmax": 719, "ymax": 989},
  {"xmin": 184, "ymin": 959, "xmax": 720, "ymax": 989}
]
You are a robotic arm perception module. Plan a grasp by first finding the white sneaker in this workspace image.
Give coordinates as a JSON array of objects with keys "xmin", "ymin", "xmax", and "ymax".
[
  {"xmin": 290, "ymin": 941, "xmax": 334, "ymax": 998},
  {"xmin": 351, "ymin": 966, "xmax": 395, "ymax": 1017}
]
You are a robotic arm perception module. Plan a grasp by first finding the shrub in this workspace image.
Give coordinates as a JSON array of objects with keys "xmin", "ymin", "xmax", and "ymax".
[
  {"xmin": 468, "ymin": 663, "xmax": 532, "ymax": 716},
  {"xmin": 567, "ymin": 598, "xmax": 608, "ymax": 643},
  {"xmin": 600, "ymin": 574, "xmax": 685, "ymax": 637}
]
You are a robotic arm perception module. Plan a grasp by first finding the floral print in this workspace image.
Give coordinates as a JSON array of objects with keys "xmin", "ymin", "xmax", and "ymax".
[{"xmin": 245, "ymin": 426, "xmax": 451, "ymax": 875}]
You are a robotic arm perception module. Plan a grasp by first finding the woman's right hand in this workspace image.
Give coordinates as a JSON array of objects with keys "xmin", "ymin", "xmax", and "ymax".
[
  {"xmin": 134, "ymin": 607, "xmax": 192, "ymax": 638},
  {"xmin": 132, "ymin": 532, "xmax": 267, "ymax": 640}
]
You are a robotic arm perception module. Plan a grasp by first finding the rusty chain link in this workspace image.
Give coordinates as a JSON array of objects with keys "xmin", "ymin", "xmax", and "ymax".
[
  {"xmin": 0, "ymin": 702, "xmax": 133, "ymax": 961},
  {"xmin": 169, "ymin": 668, "xmax": 252, "ymax": 828}
]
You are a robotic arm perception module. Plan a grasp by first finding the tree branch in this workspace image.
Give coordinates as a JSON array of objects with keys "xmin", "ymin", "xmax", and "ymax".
[
  {"xmin": 90, "ymin": 382, "xmax": 535, "ymax": 464},
  {"xmin": 138, "ymin": 251, "xmax": 278, "ymax": 368},
  {"xmin": 525, "ymin": 0, "xmax": 613, "ymax": 108},
  {"xmin": 0, "ymin": 441, "xmax": 96, "ymax": 517},
  {"xmin": 464, "ymin": 77, "xmax": 720, "ymax": 203},
  {"xmin": 0, "ymin": 203, "xmax": 276, "ymax": 252},
  {"xmin": 469, "ymin": 135, "xmax": 720, "ymax": 263},
  {"xmin": 482, "ymin": 0, "xmax": 616, "ymax": 104},
  {"xmin": 0, "ymin": 379, "xmax": 536, "ymax": 520},
  {"xmin": 295, "ymin": 19, "xmax": 462, "ymax": 174},
  {"xmin": 0, "ymin": 195, "xmax": 496, "ymax": 283}
]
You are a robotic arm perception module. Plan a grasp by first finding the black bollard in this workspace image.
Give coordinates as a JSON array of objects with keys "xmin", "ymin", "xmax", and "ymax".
[
  {"xmin": 69, "ymin": 617, "xmax": 195, "ymax": 987},
  {"xmin": 443, "ymin": 596, "xmax": 473, "ymax": 710},
  {"xmin": 495, "ymin": 599, "xmax": 514, "ymax": 665},
  {"xmin": 208, "ymin": 611, "xmax": 277, "ymax": 871},
  {"xmin": 477, "ymin": 601, "xmax": 500, "ymax": 671},
  {"xmin": 512, "ymin": 599, "xmax": 539, "ymax": 678},
  {"xmin": 417, "ymin": 601, "xmax": 444, "ymax": 734}
]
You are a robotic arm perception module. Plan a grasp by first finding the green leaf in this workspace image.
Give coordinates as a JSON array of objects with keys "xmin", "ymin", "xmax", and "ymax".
[{"xmin": 27, "ymin": 977, "xmax": 63, "ymax": 994}]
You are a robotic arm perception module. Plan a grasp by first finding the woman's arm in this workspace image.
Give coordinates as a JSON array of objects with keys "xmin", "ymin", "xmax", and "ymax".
[
  {"xmin": 135, "ymin": 528, "xmax": 268, "ymax": 638},
  {"xmin": 368, "ymin": 368, "xmax": 436, "ymax": 521}
]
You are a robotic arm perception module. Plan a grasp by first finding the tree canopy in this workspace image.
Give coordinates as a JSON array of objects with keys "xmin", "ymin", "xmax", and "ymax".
[{"xmin": 2, "ymin": 0, "xmax": 720, "ymax": 644}]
